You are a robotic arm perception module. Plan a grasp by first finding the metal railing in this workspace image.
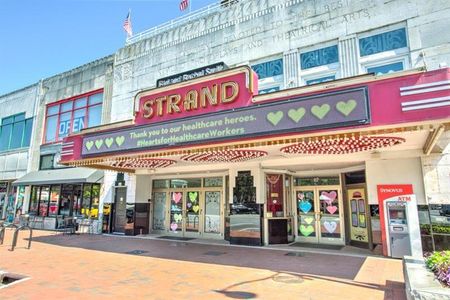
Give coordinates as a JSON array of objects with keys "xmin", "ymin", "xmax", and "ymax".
[
  {"xmin": 0, "ymin": 223, "xmax": 19, "ymax": 245},
  {"xmin": 10, "ymin": 225, "xmax": 33, "ymax": 251},
  {"xmin": 126, "ymin": 1, "xmax": 226, "ymax": 45}
]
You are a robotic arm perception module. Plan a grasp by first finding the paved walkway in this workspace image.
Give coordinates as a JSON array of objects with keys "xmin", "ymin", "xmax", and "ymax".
[{"xmin": 0, "ymin": 230, "xmax": 405, "ymax": 299}]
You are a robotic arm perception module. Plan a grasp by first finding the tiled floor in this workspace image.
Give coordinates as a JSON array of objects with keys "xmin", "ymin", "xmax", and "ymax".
[{"xmin": 0, "ymin": 230, "xmax": 405, "ymax": 299}]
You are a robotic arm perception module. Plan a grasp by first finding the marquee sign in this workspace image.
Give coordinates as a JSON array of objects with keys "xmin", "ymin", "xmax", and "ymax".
[
  {"xmin": 81, "ymin": 87, "xmax": 369, "ymax": 157},
  {"xmin": 134, "ymin": 66, "xmax": 256, "ymax": 125},
  {"xmin": 156, "ymin": 62, "xmax": 228, "ymax": 88}
]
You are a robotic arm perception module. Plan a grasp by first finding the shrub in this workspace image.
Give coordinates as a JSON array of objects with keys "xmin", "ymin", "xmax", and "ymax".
[{"xmin": 425, "ymin": 251, "xmax": 450, "ymax": 287}]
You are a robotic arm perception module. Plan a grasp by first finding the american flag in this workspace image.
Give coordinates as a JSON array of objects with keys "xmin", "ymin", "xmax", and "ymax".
[
  {"xmin": 123, "ymin": 11, "xmax": 133, "ymax": 37},
  {"xmin": 180, "ymin": 0, "xmax": 189, "ymax": 11}
]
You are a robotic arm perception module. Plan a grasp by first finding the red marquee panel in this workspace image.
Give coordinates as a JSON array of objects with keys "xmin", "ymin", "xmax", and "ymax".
[
  {"xmin": 280, "ymin": 136, "xmax": 406, "ymax": 155},
  {"xmin": 109, "ymin": 158, "xmax": 176, "ymax": 169},
  {"xmin": 181, "ymin": 149, "xmax": 268, "ymax": 163}
]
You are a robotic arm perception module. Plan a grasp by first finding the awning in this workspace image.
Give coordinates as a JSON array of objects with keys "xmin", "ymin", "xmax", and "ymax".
[{"xmin": 13, "ymin": 167, "xmax": 103, "ymax": 186}]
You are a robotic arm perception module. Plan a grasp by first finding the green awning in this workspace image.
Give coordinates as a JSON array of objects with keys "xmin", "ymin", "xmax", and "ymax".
[{"xmin": 13, "ymin": 168, "xmax": 103, "ymax": 186}]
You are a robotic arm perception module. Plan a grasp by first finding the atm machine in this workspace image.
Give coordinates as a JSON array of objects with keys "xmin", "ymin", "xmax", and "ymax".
[
  {"xmin": 383, "ymin": 196, "xmax": 422, "ymax": 258},
  {"xmin": 386, "ymin": 201, "xmax": 411, "ymax": 258}
]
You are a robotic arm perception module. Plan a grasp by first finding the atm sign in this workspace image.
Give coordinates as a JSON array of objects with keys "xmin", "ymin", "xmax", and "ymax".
[{"xmin": 377, "ymin": 184, "xmax": 414, "ymax": 202}]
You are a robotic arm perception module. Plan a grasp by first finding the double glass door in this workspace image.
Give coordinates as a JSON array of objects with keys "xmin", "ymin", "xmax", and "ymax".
[
  {"xmin": 153, "ymin": 189, "xmax": 222, "ymax": 238},
  {"xmin": 295, "ymin": 186, "xmax": 344, "ymax": 245}
]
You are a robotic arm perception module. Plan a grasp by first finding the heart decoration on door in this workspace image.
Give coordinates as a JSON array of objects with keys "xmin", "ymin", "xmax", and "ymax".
[
  {"xmin": 298, "ymin": 192, "xmax": 305, "ymax": 200},
  {"xmin": 299, "ymin": 201, "xmax": 312, "ymax": 213},
  {"xmin": 324, "ymin": 221, "xmax": 337, "ymax": 233},
  {"xmin": 304, "ymin": 217, "xmax": 314, "ymax": 224},
  {"xmin": 170, "ymin": 223, "xmax": 178, "ymax": 231},
  {"xmin": 174, "ymin": 213, "xmax": 182, "ymax": 222},
  {"xmin": 300, "ymin": 225, "xmax": 314, "ymax": 236},
  {"xmin": 192, "ymin": 205, "xmax": 200, "ymax": 213},
  {"xmin": 187, "ymin": 202, "xmax": 192, "ymax": 209},
  {"xmin": 173, "ymin": 192, "xmax": 182, "ymax": 204},
  {"xmin": 319, "ymin": 191, "xmax": 337, "ymax": 205},
  {"xmin": 189, "ymin": 192, "xmax": 198, "ymax": 203},
  {"xmin": 326, "ymin": 205, "xmax": 337, "ymax": 214}
]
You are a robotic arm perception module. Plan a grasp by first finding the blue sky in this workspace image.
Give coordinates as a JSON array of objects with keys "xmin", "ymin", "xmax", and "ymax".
[{"xmin": 0, "ymin": 0, "xmax": 217, "ymax": 95}]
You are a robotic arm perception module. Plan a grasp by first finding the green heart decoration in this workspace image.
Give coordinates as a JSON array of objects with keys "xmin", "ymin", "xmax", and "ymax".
[
  {"xmin": 266, "ymin": 111, "xmax": 283, "ymax": 126},
  {"xmin": 115, "ymin": 136, "xmax": 125, "ymax": 147},
  {"xmin": 311, "ymin": 104, "xmax": 330, "ymax": 120},
  {"xmin": 300, "ymin": 224, "xmax": 314, "ymax": 236},
  {"xmin": 85, "ymin": 141, "xmax": 94, "ymax": 151},
  {"xmin": 304, "ymin": 217, "xmax": 314, "ymax": 224},
  {"xmin": 105, "ymin": 137, "xmax": 114, "ymax": 148},
  {"xmin": 336, "ymin": 99, "xmax": 357, "ymax": 116},
  {"xmin": 189, "ymin": 192, "xmax": 198, "ymax": 203},
  {"xmin": 288, "ymin": 107, "xmax": 306, "ymax": 123},
  {"xmin": 95, "ymin": 139, "xmax": 103, "ymax": 149},
  {"xmin": 192, "ymin": 205, "xmax": 200, "ymax": 213},
  {"xmin": 174, "ymin": 213, "xmax": 182, "ymax": 222}
]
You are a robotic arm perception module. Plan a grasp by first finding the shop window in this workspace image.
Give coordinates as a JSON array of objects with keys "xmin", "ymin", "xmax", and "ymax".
[
  {"xmin": 419, "ymin": 204, "xmax": 450, "ymax": 252},
  {"xmin": 81, "ymin": 184, "xmax": 92, "ymax": 218},
  {"xmin": 39, "ymin": 186, "xmax": 50, "ymax": 217},
  {"xmin": 44, "ymin": 90, "xmax": 103, "ymax": 143},
  {"xmin": 266, "ymin": 174, "xmax": 284, "ymax": 217},
  {"xmin": 91, "ymin": 184, "xmax": 100, "ymax": 219},
  {"xmin": 152, "ymin": 179, "xmax": 170, "ymax": 189},
  {"xmin": 294, "ymin": 176, "xmax": 340, "ymax": 186},
  {"xmin": 0, "ymin": 113, "xmax": 33, "ymax": 152},
  {"xmin": 251, "ymin": 58, "xmax": 284, "ymax": 94},
  {"xmin": 48, "ymin": 185, "xmax": 61, "ymax": 216},
  {"xmin": 170, "ymin": 178, "xmax": 201, "ymax": 188},
  {"xmin": 299, "ymin": 44, "xmax": 339, "ymax": 86},
  {"xmin": 39, "ymin": 154, "xmax": 55, "ymax": 170},
  {"xmin": 204, "ymin": 177, "xmax": 223, "ymax": 187},
  {"xmin": 359, "ymin": 27, "xmax": 409, "ymax": 76},
  {"xmin": 72, "ymin": 185, "xmax": 82, "ymax": 217}
]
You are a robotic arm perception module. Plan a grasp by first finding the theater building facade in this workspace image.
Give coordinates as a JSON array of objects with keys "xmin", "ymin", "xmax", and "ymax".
[{"xmin": 3, "ymin": 0, "xmax": 450, "ymax": 257}]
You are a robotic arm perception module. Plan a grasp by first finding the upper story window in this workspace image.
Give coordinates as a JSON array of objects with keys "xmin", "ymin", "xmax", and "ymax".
[
  {"xmin": 359, "ymin": 28, "xmax": 407, "ymax": 57},
  {"xmin": 299, "ymin": 44, "xmax": 339, "ymax": 86},
  {"xmin": 44, "ymin": 90, "xmax": 103, "ymax": 143},
  {"xmin": 359, "ymin": 27, "xmax": 409, "ymax": 76},
  {"xmin": 0, "ymin": 113, "xmax": 33, "ymax": 152},
  {"xmin": 39, "ymin": 154, "xmax": 55, "ymax": 170},
  {"xmin": 251, "ymin": 58, "xmax": 284, "ymax": 94}
]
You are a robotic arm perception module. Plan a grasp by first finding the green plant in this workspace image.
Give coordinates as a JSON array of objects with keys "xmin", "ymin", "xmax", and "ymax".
[{"xmin": 425, "ymin": 251, "xmax": 450, "ymax": 287}]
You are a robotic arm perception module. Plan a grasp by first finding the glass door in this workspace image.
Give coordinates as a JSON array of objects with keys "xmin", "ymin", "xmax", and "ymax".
[
  {"xmin": 152, "ymin": 191, "xmax": 167, "ymax": 232},
  {"xmin": 295, "ymin": 186, "xmax": 344, "ymax": 245},
  {"xmin": 296, "ymin": 189, "xmax": 319, "ymax": 243},
  {"xmin": 203, "ymin": 190, "xmax": 222, "ymax": 237},
  {"xmin": 184, "ymin": 190, "xmax": 201, "ymax": 236},
  {"xmin": 169, "ymin": 191, "xmax": 183, "ymax": 233},
  {"xmin": 317, "ymin": 187, "xmax": 344, "ymax": 245}
]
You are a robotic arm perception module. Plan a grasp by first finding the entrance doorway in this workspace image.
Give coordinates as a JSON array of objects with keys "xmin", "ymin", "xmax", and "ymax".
[
  {"xmin": 112, "ymin": 187, "xmax": 127, "ymax": 234},
  {"xmin": 295, "ymin": 186, "xmax": 344, "ymax": 245},
  {"xmin": 152, "ymin": 177, "xmax": 224, "ymax": 238}
]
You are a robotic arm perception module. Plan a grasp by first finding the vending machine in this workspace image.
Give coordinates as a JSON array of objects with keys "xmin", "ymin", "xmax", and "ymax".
[{"xmin": 377, "ymin": 185, "xmax": 422, "ymax": 258}]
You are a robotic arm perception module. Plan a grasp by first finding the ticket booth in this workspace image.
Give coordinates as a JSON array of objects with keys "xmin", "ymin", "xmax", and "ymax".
[{"xmin": 377, "ymin": 184, "xmax": 422, "ymax": 258}]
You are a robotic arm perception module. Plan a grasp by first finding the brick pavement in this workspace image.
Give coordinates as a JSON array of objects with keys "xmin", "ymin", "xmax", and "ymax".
[{"xmin": 0, "ymin": 230, "xmax": 406, "ymax": 300}]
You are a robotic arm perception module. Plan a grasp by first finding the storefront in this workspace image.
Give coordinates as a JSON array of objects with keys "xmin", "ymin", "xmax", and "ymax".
[
  {"xmin": 13, "ymin": 167, "xmax": 103, "ymax": 229},
  {"xmin": 59, "ymin": 66, "xmax": 450, "ymax": 256}
]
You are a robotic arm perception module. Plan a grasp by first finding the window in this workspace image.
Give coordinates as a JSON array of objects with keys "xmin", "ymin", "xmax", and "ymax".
[
  {"xmin": 359, "ymin": 28, "xmax": 407, "ymax": 57},
  {"xmin": 300, "ymin": 45, "xmax": 339, "ymax": 70},
  {"xmin": 29, "ymin": 183, "xmax": 100, "ymax": 218},
  {"xmin": 359, "ymin": 27, "xmax": 409, "ymax": 75},
  {"xmin": 44, "ymin": 90, "xmax": 103, "ymax": 143},
  {"xmin": 366, "ymin": 61, "xmax": 404, "ymax": 75},
  {"xmin": 40, "ymin": 154, "xmax": 55, "ymax": 170},
  {"xmin": 251, "ymin": 58, "xmax": 284, "ymax": 94},
  {"xmin": 0, "ymin": 113, "xmax": 33, "ymax": 152},
  {"xmin": 306, "ymin": 75, "xmax": 336, "ymax": 86},
  {"xmin": 299, "ymin": 44, "xmax": 339, "ymax": 86}
]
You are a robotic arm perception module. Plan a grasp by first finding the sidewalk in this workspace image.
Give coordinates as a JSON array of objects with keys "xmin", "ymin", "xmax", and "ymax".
[{"xmin": 0, "ymin": 230, "xmax": 406, "ymax": 299}]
